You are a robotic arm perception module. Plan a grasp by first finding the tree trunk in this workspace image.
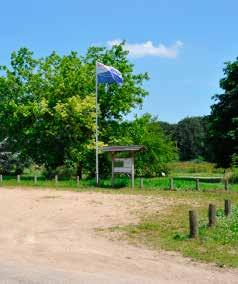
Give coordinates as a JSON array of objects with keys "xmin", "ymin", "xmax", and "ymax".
[{"xmin": 76, "ymin": 164, "xmax": 82, "ymax": 180}]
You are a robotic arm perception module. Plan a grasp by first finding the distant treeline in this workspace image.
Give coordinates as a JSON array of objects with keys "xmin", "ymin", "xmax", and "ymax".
[
  {"xmin": 159, "ymin": 116, "xmax": 211, "ymax": 162},
  {"xmin": 160, "ymin": 56, "xmax": 238, "ymax": 168}
]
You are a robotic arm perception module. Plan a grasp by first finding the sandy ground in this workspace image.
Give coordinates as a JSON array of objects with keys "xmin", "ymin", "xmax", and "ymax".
[{"xmin": 0, "ymin": 187, "xmax": 237, "ymax": 283}]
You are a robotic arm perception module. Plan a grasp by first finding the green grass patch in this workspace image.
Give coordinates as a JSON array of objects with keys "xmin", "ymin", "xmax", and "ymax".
[
  {"xmin": 1, "ymin": 174, "xmax": 238, "ymax": 192},
  {"xmin": 109, "ymin": 191, "xmax": 238, "ymax": 267}
]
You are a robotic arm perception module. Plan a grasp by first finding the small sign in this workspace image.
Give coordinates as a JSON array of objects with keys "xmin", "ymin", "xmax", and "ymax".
[{"xmin": 114, "ymin": 158, "xmax": 132, "ymax": 173}]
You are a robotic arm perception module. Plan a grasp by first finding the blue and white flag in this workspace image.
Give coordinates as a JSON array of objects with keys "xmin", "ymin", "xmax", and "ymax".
[{"xmin": 96, "ymin": 62, "xmax": 123, "ymax": 85}]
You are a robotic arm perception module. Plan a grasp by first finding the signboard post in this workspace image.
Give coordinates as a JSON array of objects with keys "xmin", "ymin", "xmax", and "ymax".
[
  {"xmin": 102, "ymin": 145, "xmax": 144, "ymax": 189},
  {"xmin": 112, "ymin": 157, "xmax": 134, "ymax": 188}
]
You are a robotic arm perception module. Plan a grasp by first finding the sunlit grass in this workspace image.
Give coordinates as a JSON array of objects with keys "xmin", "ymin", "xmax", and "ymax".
[{"xmin": 108, "ymin": 191, "xmax": 238, "ymax": 267}]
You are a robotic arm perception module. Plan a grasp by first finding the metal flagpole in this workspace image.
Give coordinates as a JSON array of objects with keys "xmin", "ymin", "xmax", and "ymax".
[{"xmin": 95, "ymin": 62, "xmax": 99, "ymax": 185}]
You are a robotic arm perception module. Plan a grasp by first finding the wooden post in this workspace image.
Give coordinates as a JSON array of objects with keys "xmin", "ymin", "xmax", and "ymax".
[
  {"xmin": 17, "ymin": 175, "xmax": 20, "ymax": 183},
  {"xmin": 224, "ymin": 199, "xmax": 231, "ymax": 216},
  {"xmin": 224, "ymin": 179, "xmax": 228, "ymax": 191},
  {"xmin": 131, "ymin": 153, "xmax": 134, "ymax": 189},
  {"xmin": 195, "ymin": 178, "xmax": 199, "ymax": 191},
  {"xmin": 170, "ymin": 177, "xmax": 174, "ymax": 190},
  {"xmin": 0, "ymin": 175, "xmax": 2, "ymax": 183},
  {"xmin": 34, "ymin": 176, "xmax": 37, "ymax": 184},
  {"xmin": 111, "ymin": 153, "xmax": 115, "ymax": 188},
  {"xmin": 140, "ymin": 177, "xmax": 144, "ymax": 189},
  {"xmin": 55, "ymin": 175, "xmax": 58, "ymax": 185},
  {"xmin": 189, "ymin": 210, "xmax": 198, "ymax": 238},
  {"xmin": 77, "ymin": 176, "xmax": 80, "ymax": 186},
  {"xmin": 208, "ymin": 204, "xmax": 216, "ymax": 227}
]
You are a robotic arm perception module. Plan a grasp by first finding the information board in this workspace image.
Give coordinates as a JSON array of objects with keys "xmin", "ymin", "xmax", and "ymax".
[{"xmin": 114, "ymin": 158, "xmax": 132, "ymax": 173}]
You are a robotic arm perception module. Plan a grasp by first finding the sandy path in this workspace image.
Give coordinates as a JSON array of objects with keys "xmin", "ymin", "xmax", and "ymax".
[{"xmin": 0, "ymin": 187, "xmax": 237, "ymax": 283}]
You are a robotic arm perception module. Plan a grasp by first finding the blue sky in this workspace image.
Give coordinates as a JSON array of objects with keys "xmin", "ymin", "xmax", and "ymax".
[{"xmin": 1, "ymin": 0, "xmax": 237, "ymax": 123}]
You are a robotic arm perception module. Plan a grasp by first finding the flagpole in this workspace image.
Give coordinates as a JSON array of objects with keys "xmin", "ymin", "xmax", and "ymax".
[{"xmin": 95, "ymin": 62, "xmax": 99, "ymax": 186}]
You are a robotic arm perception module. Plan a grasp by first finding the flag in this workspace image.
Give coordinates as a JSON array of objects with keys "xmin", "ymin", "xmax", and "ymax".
[{"xmin": 96, "ymin": 62, "xmax": 123, "ymax": 85}]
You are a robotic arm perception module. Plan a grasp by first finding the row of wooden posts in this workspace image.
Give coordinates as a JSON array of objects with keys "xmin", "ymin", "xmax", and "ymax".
[
  {"xmin": 0, "ymin": 175, "xmax": 81, "ymax": 185},
  {"xmin": 189, "ymin": 199, "xmax": 232, "ymax": 238},
  {"xmin": 169, "ymin": 177, "xmax": 229, "ymax": 191},
  {"xmin": 139, "ymin": 177, "xmax": 229, "ymax": 190},
  {"xmin": 0, "ymin": 175, "xmax": 230, "ymax": 190}
]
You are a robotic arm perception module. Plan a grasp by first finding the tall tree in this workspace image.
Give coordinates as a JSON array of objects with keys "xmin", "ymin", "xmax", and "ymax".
[
  {"xmin": 175, "ymin": 117, "xmax": 208, "ymax": 161},
  {"xmin": 112, "ymin": 114, "xmax": 178, "ymax": 177},
  {"xmin": 0, "ymin": 45, "xmax": 149, "ymax": 176},
  {"xmin": 209, "ymin": 58, "xmax": 238, "ymax": 167}
]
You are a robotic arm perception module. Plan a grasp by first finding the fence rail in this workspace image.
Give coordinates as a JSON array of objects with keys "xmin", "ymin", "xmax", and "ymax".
[{"xmin": 0, "ymin": 175, "xmax": 235, "ymax": 191}]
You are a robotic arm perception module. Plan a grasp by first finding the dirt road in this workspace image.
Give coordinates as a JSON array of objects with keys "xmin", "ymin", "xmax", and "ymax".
[{"xmin": 0, "ymin": 187, "xmax": 237, "ymax": 283}]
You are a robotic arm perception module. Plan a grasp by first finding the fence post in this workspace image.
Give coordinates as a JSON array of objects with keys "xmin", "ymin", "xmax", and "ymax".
[
  {"xmin": 224, "ymin": 199, "xmax": 231, "ymax": 216},
  {"xmin": 77, "ymin": 176, "xmax": 80, "ymax": 186},
  {"xmin": 55, "ymin": 175, "xmax": 58, "ymax": 185},
  {"xmin": 34, "ymin": 176, "xmax": 37, "ymax": 184},
  {"xmin": 208, "ymin": 204, "xmax": 216, "ymax": 227},
  {"xmin": 224, "ymin": 179, "xmax": 229, "ymax": 191},
  {"xmin": 0, "ymin": 175, "xmax": 2, "ymax": 183},
  {"xmin": 195, "ymin": 178, "xmax": 200, "ymax": 191},
  {"xmin": 189, "ymin": 210, "xmax": 198, "ymax": 238},
  {"xmin": 140, "ymin": 178, "xmax": 144, "ymax": 189},
  {"xmin": 170, "ymin": 177, "xmax": 174, "ymax": 190},
  {"xmin": 17, "ymin": 175, "xmax": 20, "ymax": 183}
]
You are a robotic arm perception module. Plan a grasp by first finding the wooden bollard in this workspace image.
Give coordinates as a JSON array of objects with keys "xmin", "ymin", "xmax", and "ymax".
[
  {"xmin": 77, "ymin": 176, "xmax": 80, "ymax": 186},
  {"xmin": 140, "ymin": 178, "xmax": 144, "ymax": 189},
  {"xmin": 17, "ymin": 175, "xmax": 20, "ymax": 183},
  {"xmin": 208, "ymin": 204, "xmax": 216, "ymax": 227},
  {"xmin": 189, "ymin": 210, "xmax": 198, "ymax": 238},
  {"xmin": 224, "ymin": 179, "xmax": 229, "ymax": 191},
  {"xmin": 0, "ymin": 175, "xmax": 2, "ymax": 183},
  {"xmin": 170, "ymin": 177, "xmax": 174, "ymax": 190},
  {"xmin": 55, "ymin": 175, "xmax": 58, "ymax": 184},
  {"xmin": 34, "ymin": 176, "xmax": 37, "ymax": 184},
  {"xmin": 224, "ymin": 199, "xmax": 231, "ymax": 216},
  {"xmin": 195, "ymin": 178, "xmax": 199, "ymax": 190}
]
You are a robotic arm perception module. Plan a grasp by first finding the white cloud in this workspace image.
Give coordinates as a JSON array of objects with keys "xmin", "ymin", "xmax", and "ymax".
[{"xmin": 107, "ymin": 39, "xmax": 184, "ymax": 58}]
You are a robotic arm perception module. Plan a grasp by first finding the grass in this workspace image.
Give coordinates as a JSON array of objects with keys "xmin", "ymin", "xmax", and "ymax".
[
  {"xmin": 169, "ymin": 161, "xmax": 224, "ymax": 176},
  {"xmin": 1, "ymin": 175, "xmax": 238, "ymax": 192},
  {"xmin": 108, "ymin": 190, "xmax": 238, "ymax": 267}
]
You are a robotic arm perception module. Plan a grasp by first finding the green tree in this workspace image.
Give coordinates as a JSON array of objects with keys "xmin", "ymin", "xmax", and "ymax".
[
  {"xmin": 0, "ymin": 138, "xmax": 26, "ymax": 175},
  {"xmin": 0, "ymin": 44, "xmax": 149, "ymax": 177},
  {"xmin": 175, "ymin": 116, "xmax": 208, "ymax": 161},
  {"xmin": 209, "ymin": 58, "xmax": 238, "ymax": 167},
  {"xmin": 108, "ymin": 114, "xmax": 178, "ymax": 177},
  {"xmin": 159, "ymin": 121, "xmax": 177, "ymax": 140}
]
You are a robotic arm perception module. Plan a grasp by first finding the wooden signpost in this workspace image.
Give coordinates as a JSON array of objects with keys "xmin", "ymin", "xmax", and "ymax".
[{"xmin": 102, "ymin": 145, "xmax": 144, "ymax": 188}]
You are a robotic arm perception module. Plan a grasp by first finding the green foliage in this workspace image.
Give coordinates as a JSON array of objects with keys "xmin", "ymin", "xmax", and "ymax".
[
  {"xmin": 209, "ymin": 58, "xmax": 238, "ymax": 167},
  {"xmin": 42, "ymin": 165, "xmax": 76, "ymax": 179},
  {"xmin": 0, "ymin": 138, "xmax": 26, "ymax": 174},
  {"xmin": 0, "ymin": 45, "xmax": 149, "ymax": 176},
  {"xmin": 160, "ymin": 116, "xmax": 211, "ymax": 162},
  {"xmin": 175, "ymin": 116, "xmax": 209, "ymax": 160},
  {"xmin": 107, "ymin": 114, "xmax": 178, "ymax": 177}
]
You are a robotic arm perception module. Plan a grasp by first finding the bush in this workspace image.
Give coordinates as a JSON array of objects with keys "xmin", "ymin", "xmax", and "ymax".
[
  {"xmin": 43, "ymin": 165, "xmax": 76, "ymax": 179},
  {"xmin": 230, "ymin": 168, "xmax": 238, "ymax": 183}
]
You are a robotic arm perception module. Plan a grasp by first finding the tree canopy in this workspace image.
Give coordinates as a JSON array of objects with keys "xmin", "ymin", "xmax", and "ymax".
[
  {"xmin": 209, "ymin": 58, "xmax": 238, "ymax": 167},
  {"xmin": 0, "ymin": 45, "xmax": 152, "ymax": 176}
]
